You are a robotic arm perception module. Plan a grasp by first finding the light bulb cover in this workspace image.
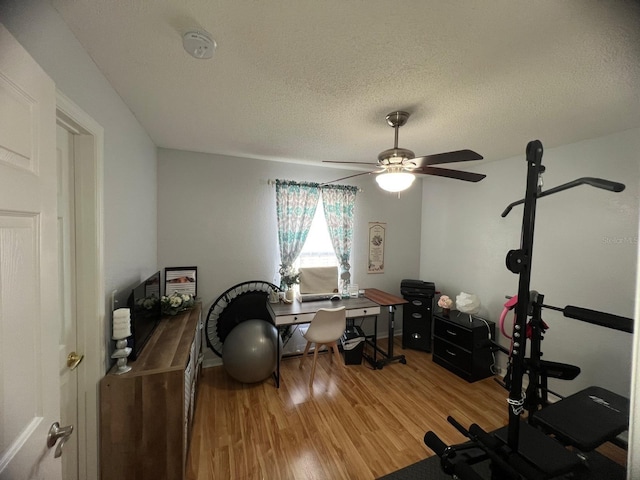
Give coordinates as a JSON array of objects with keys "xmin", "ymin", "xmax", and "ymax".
[{"xmin": 375, "ymin": 171, "xmax": 415, "ymax": 192}]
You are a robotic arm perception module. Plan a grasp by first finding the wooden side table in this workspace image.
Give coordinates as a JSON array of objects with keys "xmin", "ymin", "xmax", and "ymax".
[{"xmin": 364, "ymin": 288, "xmax": 408, "ymax": 368}]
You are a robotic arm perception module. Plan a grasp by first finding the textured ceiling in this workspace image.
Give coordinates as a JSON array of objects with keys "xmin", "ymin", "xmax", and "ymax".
[{"xmin": 51, "ymin": 0, "xmax": 640, "ymax": 171}]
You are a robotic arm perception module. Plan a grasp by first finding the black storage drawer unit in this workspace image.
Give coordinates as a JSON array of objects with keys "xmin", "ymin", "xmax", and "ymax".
[
  {"xmin": 433, "ymin": 338, "xmax": 474, "ymax": 374},
  {"xmin": 401, "ymin": 280, "xmax": 435, "ymax": 352},
  {"xmin": 403, "ymin": 297, "xmax": 433, "ymax": 351},
  {"xmin": 433, "ymin": 317, "xmax": 475, "ymax": 349},
  {"xmin": 432, "ymin": 311, "xmax": 495, "ymax": 382}
]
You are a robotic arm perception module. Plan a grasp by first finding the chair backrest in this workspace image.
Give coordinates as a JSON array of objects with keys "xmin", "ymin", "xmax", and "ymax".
[{"xmin": 305, "ymin": 306, "xmax": 346, "ymax": 344}]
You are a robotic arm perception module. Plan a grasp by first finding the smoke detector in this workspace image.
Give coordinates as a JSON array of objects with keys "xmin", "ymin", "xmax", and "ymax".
[{"xmin": 183, "ymin": 30, "xmax": 216, "ymax": 59}]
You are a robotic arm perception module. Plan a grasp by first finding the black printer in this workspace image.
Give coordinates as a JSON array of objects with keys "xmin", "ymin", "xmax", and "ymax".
[{"xmin": 400, "ymin": 279, "xmax": 435, "ymax": 298}]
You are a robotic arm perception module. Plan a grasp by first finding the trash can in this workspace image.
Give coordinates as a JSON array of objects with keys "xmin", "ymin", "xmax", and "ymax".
[{"xmin": 341, "ymin": 326, "xmax": 365, "ymax": 365}]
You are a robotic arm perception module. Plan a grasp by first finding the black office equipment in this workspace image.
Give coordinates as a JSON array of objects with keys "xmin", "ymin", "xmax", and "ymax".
[
  {"xmin": 400, "ymin": 279, "xmax": 435, "ymax": 298},
  {"xmin": 401, "ymin": 279, "xmax": 435, "ymax": 352}
]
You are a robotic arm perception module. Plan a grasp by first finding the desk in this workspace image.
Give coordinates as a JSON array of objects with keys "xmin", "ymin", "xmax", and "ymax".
[
  {"xmin": 364, "ymin": 288, "xmax": 408, "ymax": 369},
  {"xmin": 267, "ymin": 297, "xmax": 380, "ymax": 387}
]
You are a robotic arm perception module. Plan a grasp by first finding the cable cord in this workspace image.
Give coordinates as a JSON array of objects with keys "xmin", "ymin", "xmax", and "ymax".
[
  {"xmin": 474, "ymin": 316, "xmax": 499, "ymax": 373},
  {"xmin": 477, "ymin": 316, "xmax": 493, "ymax": 340}
]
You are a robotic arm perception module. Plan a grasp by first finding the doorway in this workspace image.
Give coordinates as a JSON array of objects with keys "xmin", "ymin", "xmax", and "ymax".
[{"xmin": 56, "ymin": 92, "xmax": 104, "ymax": 480}]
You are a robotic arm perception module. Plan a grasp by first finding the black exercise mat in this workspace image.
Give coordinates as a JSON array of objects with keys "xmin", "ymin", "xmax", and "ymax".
[
  {"xmin": 376, "ymin": 455, "xmax": 452, "ymax": 480},
  {"xmin": 377, "ymin": 454, "xmax": 494, "ymax": 480},
  {"xmin": 377, "ymin": 449, "xmax": 625, "ymax": 480}
]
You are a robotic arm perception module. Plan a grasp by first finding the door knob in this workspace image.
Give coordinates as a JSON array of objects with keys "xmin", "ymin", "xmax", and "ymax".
[
  {"xmin": 67, "ymin": 352, "xmax": 84, "ymax": 370},
  {"xmin": 47, "ymin": 422, "xmax": 74, "ymax": 458}
]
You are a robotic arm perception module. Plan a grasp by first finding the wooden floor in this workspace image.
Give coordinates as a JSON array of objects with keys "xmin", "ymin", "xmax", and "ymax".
[{"xmin": 186, "ymin": 337, "xmax": 626, "ymax": 480}]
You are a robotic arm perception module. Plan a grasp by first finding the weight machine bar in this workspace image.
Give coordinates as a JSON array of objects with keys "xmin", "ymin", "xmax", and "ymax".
[
  {"xmin": 501, "ymin": 177, "xmax": 625, "ymax": 217},
  {"xmin": 564, "ymin": 306, "xmax": 633, "ymax": 333},
  {"xmin": 505, "ymin": 295, "xmax": 633, "ymax": 333},
  {"xmin": 507, "ymin": 140, "xmax": 544, "ymax": 450}
]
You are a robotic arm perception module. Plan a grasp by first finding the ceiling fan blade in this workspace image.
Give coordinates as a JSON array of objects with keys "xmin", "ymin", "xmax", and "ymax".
[
  {"xmin": 322, "ymin": 160, "xmax": 378, "ymax": 166},
  {"xmin": 411, "ymin": 149, "xmax": 483, "ymax": 167},
  {"xmin": 319, "ymin": 171, "xmax": 374, "ymax": 186},
  {"xmin": 415, "ymin": 166, "xmax": 486, "ymax": 182}
]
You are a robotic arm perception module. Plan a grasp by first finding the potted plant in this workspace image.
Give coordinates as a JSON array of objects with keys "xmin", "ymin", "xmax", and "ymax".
[{"xmin": 279, "ymin": 264, "xmax": 300, "ymax": 301}]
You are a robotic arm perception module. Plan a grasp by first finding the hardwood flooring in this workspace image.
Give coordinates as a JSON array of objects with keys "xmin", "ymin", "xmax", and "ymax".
[{"xmin": 186, "ymin": 338, "xmax": 626, "ymax": 480}]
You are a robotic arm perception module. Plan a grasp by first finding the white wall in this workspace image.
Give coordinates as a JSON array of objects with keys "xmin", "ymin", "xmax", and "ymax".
[
  {"xmin": 420, "ymin": 129, "xmax": 639, "ymax": 398},
  {"xmin": 157, "ymin": 148, "xmax": 423, "ymax": 365},
  {"xmin": 0, "ymin": 2, "xmax": 158, "ymax": 319}
]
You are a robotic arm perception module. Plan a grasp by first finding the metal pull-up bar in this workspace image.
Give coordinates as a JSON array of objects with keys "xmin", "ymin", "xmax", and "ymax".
[{"xmin": 501, "ymin": 177, "xmax": 625, "ymax": 218}]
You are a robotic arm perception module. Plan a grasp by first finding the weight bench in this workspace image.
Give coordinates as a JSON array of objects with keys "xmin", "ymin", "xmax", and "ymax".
[{"xmin": 529, "ymin": 385, "xmax": 629, "ymax": 452}]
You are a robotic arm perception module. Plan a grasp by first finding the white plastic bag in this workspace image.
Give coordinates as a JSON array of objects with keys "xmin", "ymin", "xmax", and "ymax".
[{"xmin": 456, "ymin": 292, "xmax": 481, "ymax": 314}]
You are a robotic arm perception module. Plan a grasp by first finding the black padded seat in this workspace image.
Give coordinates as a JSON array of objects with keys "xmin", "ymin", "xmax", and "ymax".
[
  {"xmin": 530, "ymin": 386, "xmax": 629, "ymax": 451},
  {"xmin": 494, "ymin": 421, "xmax": 582, "ymax": 478}
]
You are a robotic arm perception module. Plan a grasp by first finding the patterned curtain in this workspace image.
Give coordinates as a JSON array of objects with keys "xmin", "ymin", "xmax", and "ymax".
[
  {"xmin": 275, "ymin": 180, "xmax": 320, "ymax": 287},
  {"xmin": 321, "ymin": 184, "xmax": 358, "ymax": 290}
]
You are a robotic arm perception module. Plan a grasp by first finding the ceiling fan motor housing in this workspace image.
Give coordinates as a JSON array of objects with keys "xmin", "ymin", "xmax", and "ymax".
[{"xmin": 378, "ymin": 147, "xmax": 415, "ymax": 164}]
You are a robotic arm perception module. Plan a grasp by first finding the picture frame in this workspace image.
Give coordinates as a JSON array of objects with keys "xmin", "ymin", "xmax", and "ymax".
[
  {"xmin": 368, "ymin": 222, "xmax": 386, "ymax": 274},
  {"xmin": 164, "ymin": 266, "xmax": 197, "ymax": 297}
]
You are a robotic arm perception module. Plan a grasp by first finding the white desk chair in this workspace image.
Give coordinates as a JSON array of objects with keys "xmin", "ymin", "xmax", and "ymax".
[{"xmin": 299, "ymin": 306, "xmax": 346, "ymax": 386}]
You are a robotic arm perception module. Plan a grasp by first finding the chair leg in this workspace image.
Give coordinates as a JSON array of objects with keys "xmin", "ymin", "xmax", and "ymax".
[
  {"xmin": 299, "ymin": 341, "xmax": 312, "ymax": 369},
  {"xmin": 309, "ymin": 344, "xmax": 321, "ymax": 386}
]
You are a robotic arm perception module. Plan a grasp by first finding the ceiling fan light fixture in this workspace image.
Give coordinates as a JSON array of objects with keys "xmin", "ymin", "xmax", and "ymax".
[{"xmin": 375, "ymin": 171, "xmax": 415, "ymax": 192}]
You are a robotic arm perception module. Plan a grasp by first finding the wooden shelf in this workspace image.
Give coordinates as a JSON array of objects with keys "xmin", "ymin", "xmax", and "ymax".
[{"xmin": 99, "ymin": 303, "xmax": 202, "ymax": 480}]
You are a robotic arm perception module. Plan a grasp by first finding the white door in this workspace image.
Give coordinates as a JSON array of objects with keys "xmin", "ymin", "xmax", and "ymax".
[
  {"xmin": 0, "ymin": 24, "xmax": 63, "ymax": 480},
  {"xmin": 57, "ymin": 124, "xmax": 79, "ymax": 480}
]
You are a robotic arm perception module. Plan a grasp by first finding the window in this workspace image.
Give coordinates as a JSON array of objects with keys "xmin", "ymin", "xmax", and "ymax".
[
  {"xmin": 275, "ymin": 180, "xmax": 356, "ymax": 291},
  {"xmin": 294, "ymin": 198, "xmax": 338, "ymax": 270}
]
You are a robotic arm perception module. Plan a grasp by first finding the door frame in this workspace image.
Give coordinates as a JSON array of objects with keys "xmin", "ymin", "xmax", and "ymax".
[{"xmin": 56, "ymin": 91, "xmax": 104, "ymax": 480}]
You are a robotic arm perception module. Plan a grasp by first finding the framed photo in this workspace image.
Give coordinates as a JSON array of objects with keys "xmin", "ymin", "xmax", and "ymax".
[
  {"xmin": 164, "ymin": 266, "xmax": 197, "ymax": 297},
  {"xmin": 368, "ymin": 222, "xmax": 386, "ymax": 274}
]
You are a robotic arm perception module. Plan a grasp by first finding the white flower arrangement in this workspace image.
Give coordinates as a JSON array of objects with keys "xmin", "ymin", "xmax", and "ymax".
[
  {"xmin": 278, "ymin": 264, "xmax": 300, "ymax": 288},
  {"xmin": 161, "ymin": 292, "xmax": 195, "ymax": 316},
  {"xmin": 437, "ymin": 294, "xmax": 453, "ymax": 309}
]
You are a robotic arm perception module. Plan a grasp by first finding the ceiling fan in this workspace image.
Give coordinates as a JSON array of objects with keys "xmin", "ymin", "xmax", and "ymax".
[{"xmin": 322, "ymin": 111, "xmax": 486, "ymax": 192}]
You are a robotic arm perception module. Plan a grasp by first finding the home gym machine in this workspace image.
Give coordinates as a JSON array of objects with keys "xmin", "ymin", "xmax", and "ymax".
[{"xmin": 424, "ymin": 140, "xmax": 633, "ymax": 479}]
